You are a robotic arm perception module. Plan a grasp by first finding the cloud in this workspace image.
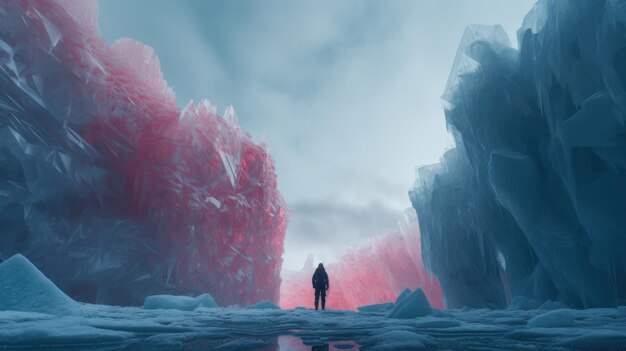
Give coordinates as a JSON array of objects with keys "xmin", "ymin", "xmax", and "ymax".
[
  {"xmin": 97, "ymin": 0, "xmax": 537, "ymax": 271},
  {"xmin": 289, "ymin": 200, "xmax": 402, "ymax": 244},
  {"xmin": 282, "ymin": 197, "xmax": 405, "ymax": 271}
]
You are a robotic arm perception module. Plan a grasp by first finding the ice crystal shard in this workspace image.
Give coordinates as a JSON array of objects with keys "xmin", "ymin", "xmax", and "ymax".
[{"xmin": 0, "ymin": 0, "xmax": 287, "ymax": 307}]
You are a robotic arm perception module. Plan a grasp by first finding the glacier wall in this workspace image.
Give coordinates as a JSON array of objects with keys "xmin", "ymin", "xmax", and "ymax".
[
  {"xmin": 410, "ymin": 0, "xmax": 626, "ymax": 309},
  {"xmin": 0, "ymin": 0, "xmax": 287, "ymax": 306},
  {"xmin": 280, "ymin": 214, "xmax": 443, "ymax": 310}
]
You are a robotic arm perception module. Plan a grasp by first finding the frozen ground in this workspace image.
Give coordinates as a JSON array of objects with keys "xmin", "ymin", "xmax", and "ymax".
[
  {"xmin": 1, "ymin": 255, "xmax": 625, "ymax": 350},
  {"xmin": 2, "ymin": 304, "xmax": 626, "ymax": 350}
]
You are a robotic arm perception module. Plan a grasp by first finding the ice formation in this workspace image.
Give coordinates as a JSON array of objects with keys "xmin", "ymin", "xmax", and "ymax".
[
  {"xmin": 386, "ymin": 288, "xmax": 431, "ymax": 319},
  {"xmin": 0, "ymin": 1, "xmax": 287, "ymax": 306},
  {"xmin": 0, "ymin": 254, "xmax": 78, "ymax": 315},
  {"xmin": 280, "ymin": 215, "xmax": 443, "ymax": 310},
  {"xmin": 395, "ymin": 288, "xmax": 412, "ymax": 304},
  {"xmin": 410, "ymin": 0, "xmax": 626, "ymax": 308}
]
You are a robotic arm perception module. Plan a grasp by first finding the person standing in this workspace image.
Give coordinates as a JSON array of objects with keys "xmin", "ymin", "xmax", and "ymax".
[{"xmin": 312, "ymin": 263, "xmax": 329, "ymax": 310}]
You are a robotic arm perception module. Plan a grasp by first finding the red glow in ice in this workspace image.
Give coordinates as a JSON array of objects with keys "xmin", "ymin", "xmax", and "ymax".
[
  {"xmin": 5, "ymin": 0, "xmax": 287, "ymax": 306},
  {"xmin": 280, "ymin": 221, "xmax": 443, "ymax": 310}
]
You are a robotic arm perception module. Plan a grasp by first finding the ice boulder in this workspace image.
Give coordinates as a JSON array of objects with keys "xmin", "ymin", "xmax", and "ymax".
[
  {"xmin": 528, "ymin": 309, "xmax": 576, "ymax": 328},
  {"xmin": 410, "ymin": 0, "xmax": 626, "ymax": 308},
  {"xmin": 0, "ymin": 254, "xmax": 78, "ymax": 315},
  {"xmin": 395, "ymin": 288, "xmax": 412, "ymax": 304},
  {"xmin": 387, "ymin": 288, "xmax": 431, "ymax": 319},
  {"xmin": 143, "ymin": 293, "xmax": 217, "ymax": 311},
  {"xmin": 0, "ymin": 1, "xmax": 287, "ymax": 307}
]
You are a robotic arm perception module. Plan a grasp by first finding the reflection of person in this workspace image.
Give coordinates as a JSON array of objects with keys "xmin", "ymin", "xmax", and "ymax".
[{"xmin": 311, "ymin": 263, "xmax": 329, "ymax": 310}]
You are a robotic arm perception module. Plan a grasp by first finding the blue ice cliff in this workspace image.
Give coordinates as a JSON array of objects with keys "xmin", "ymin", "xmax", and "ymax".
[{"xmin": 410, "ymin": 0, "xmax": 626, "ymax": 308}]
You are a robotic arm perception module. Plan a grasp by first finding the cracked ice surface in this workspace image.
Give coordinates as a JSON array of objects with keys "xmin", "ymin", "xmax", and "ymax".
[
  {"xmin": 411, "ymin": 0, "xmax": 626, "ymax": 309},
  {"xmin": 0, "ymin": 1, "xmax": 287, "ymax": 306},
  {"xmin": 280, "ymin": 216, "xmax": 443, "ymax": 311}
]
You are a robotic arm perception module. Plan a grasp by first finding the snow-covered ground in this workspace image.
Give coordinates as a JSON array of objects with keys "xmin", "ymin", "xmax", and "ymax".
[{"xmin": 2, "ymin": 304, "xmax": 626, "ymax": 350}]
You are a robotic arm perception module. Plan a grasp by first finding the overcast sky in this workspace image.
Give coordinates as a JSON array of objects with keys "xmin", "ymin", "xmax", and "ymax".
[{"xmin": 98, "ymin": 0, "xmax": 536, "ymax": 272}]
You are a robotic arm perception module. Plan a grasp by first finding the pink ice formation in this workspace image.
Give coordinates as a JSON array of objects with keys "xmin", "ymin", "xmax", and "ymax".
[
  {"xmin": 280, "ymin": 216, "xmax": 443, "ymax": 310},
  {"xmin": 0, "ymin": 1, "xmax": 287, "ymax": 306}
]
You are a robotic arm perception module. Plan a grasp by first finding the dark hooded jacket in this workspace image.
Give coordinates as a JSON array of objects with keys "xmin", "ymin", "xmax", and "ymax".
[{"xmin": 312, "ymin": 264, "xmax": 329, "ymax": 290}]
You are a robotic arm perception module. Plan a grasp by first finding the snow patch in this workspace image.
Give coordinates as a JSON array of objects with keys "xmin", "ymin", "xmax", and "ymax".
[{"xmin": 0, "ymin": 254, "xmax": 78, "ymax": 315}]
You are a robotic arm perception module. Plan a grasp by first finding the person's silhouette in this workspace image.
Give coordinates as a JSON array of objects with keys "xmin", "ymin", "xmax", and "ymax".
[{"xmin": 312, "ymin": 263, "xmax": 329, "ymax": 310}]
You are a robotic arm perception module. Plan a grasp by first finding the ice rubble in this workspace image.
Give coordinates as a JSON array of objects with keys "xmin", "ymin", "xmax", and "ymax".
[
  {"xmin": 0, "ymin": 1, "xmax": 287, "ymax": 307},
  {"xmin": 410, "ymin": 0, "xmax": 626, "ymax": 309},
  {"xmin": 280, "ymin": 215, "xmax": 442, "ymax": 310}
]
